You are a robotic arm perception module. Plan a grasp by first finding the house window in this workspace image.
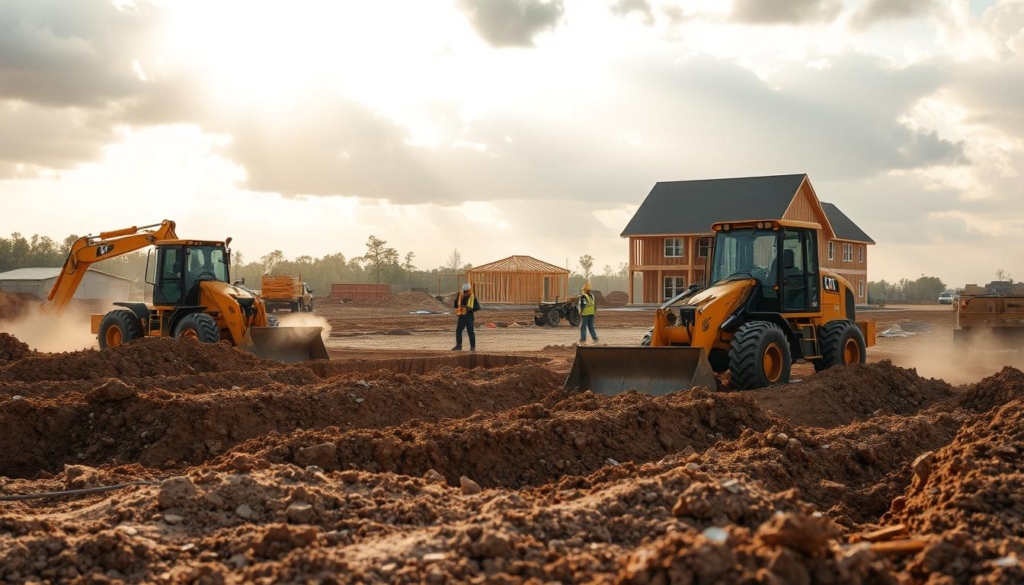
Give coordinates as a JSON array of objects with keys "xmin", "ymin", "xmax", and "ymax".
[
  {"xmin": 664, "ymin": 238, "xmax": 684, "ymax": 258},
  {"xmin": 664, "ymin": 276, "xmax": 686, "ymax": 300},
  {"xmin": 697, "ymin": 239, "xmax": 710, "ymax": 258},
  {"xmin": 859, "ymin": 280, "xmax": 865, "ymax": 298},
  {"xmin": 827, "ymin": 241, "xmax": 835, "ymax": 261},
  {"xmin": 858, "ymin": 245, "xmax": 864, "ymax": 263},
  {"xmin": 843, "ymin": 243, "xmax": 853, "ymax": 263}
]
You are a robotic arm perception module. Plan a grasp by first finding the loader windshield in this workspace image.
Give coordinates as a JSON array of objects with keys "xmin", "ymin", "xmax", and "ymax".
[{"xmin": 709, "ymin": 228, "xmax": 777, "ymax": 286}]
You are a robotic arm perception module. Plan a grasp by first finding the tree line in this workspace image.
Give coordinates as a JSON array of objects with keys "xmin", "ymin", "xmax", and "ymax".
[{"xmin": 0, "ymin": 232, "xmax": 631, "ymax": 299}]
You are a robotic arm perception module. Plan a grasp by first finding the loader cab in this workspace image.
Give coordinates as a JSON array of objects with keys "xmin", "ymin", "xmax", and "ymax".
[
  {"xmin": 709, "ymin": 220, "xmax": 820, "ymax": 314},
  {"xmin": 151, "ymin": 242, "xmax": 230, "ymax": 306}
]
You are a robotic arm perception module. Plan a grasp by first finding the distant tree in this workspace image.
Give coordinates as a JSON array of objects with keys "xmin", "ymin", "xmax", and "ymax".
[
  {"xmin": 261, "ymin": 250, "xmax": 285, "ymax": 274},
  {"xmin": 403, "ymin": 251, "xmax": 416, "ymax": 284},
  {"xmin": 617, "ymin": 262, "xmax": 628, "ymax": 278},
  {"xmin": 446, "ymin": 249, "xmax": 463, "ymax": 273},
  {"xmin": 996, "ymin": 268, "xmax": 1013, "ymax": 283},
  {"xmin": 362, "ymin": 235, "xmax": 397, "ymax": 284},
  {"xmin": 578, "ymin": 254, "xmax": 594, "ymax": 281}
]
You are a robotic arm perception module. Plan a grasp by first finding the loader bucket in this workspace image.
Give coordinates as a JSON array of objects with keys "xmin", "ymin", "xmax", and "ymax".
[
  {"xmin": 247, "ymin": 326, "xmax": 330, "ymax": 363},
  {"xmin": 564, "ymin": 346, "xmax": 717, "ymax": 396}
]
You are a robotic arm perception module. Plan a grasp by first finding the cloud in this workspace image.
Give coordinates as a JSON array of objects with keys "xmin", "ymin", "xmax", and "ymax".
[
  {"xmin": 848, "ymin": 0, "xmax": 937, "ymax": 30},
  {"xmin": 610, "ymin": 0, "xmax": 655, "ymax": 26},
  {"xmin": 0, "ymin": 101, "xmax": 115, "ymax": 176},
  {"xmin": 730, "ymin": 0, "xmax": 842, "ymax": 25},
  {"xmin": 0, "ymin": 0, "xmax": 167, "ymax": 108},
  {"xmin": 456, "ymin": 0, "xmax": 565, "ymax": 47}
]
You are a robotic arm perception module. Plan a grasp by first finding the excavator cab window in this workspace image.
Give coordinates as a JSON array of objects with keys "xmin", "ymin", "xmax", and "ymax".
[
  {"xmin": 153, "ymin": 247, "xmax": 185, "ymax": 305},
  {"xmin": 183, "ymin": 246, "xmax": 229, "ymax": 304}
]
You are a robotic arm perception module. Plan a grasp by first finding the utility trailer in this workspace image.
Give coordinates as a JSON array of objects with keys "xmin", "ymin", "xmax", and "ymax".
[{"xmin": 954, "ymin": 281, "xmax": 1024, "ymax": 351}]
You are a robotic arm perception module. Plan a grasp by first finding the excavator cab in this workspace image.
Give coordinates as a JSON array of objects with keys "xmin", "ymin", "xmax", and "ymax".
[{"xmin": 565, "ymin": 219, "xmax": 874, "ymax": 394}]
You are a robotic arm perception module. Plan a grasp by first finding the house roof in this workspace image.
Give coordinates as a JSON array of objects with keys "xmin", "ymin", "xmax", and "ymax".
[
  {"xmin": 0, "ymin": 267, "xmax": 132, "ymax": 281},
  {"xmin": 621, "ymin": 174, "xmax": 809, "ymax": 237},
  {"xmin": 820, "ymin": 202, "xmax": 875, "ymax": 244},
  {"xmin": 470, "ymin": 255, "xmax": 569, "ymax": 274}
]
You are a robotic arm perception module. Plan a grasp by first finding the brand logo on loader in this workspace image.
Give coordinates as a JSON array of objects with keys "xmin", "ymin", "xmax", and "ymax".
[
  {"xmin": 96, "ymin": 245, "xmax": 114, "ymax": 257},
  {"xmin": 702, "ymin": 319, "xmax": 710, "ymax": 332},
  {"xmin": 823, "ymin": 276, "xmax": 839, "ymax": 292}
]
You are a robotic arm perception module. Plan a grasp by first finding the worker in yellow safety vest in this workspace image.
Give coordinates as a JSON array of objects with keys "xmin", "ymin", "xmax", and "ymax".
[
  {"xmin": 452, "ymin": 282, "xmax": 481, "ymax": 351},
  {"xmin": 575, "ymin": 282, "xmax": 598, "ymax": 346}
]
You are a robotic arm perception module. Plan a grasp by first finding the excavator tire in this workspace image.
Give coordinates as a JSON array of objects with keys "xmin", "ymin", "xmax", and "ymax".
[
  {"xmin": 728, "ymin": 321, "xmax": 791, "ymax": 390},
  {"xmin": 813, "ymin": 321, "xmax": 867, "ymax": 372},
  {"xmin": 98, "ymin": 309, "xmax": 144, "ymax": 350},
  {"xmin": 174, "ymin": 313, "xmax": 220, "ymax": 343}
]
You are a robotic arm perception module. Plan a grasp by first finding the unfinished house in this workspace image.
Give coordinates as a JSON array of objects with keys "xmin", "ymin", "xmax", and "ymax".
[{"xmin": 467, "ymin": 255, "xmax": 569, "ymax": 304}]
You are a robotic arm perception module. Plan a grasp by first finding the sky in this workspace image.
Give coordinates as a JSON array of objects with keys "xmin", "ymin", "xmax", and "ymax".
[{"xmin": 0, "ymin": 0, "xmax": 1021, "ymax": 287}]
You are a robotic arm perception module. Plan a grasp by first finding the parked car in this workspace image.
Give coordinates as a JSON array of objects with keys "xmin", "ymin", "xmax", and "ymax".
[{"xmin": 938, "ymin": 291, "xmax": 956, "ymax": 304}]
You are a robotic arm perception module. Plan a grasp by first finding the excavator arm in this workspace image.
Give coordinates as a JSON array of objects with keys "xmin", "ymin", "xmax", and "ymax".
[{"xmin": 41, "ymin": 220, "xmax": 178, "ymax": 315}]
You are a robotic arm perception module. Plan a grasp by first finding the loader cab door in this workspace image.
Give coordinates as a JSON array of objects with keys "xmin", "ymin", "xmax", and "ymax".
[
  {"xmin": 779, "ymin": 228, "xmax": 819, "ymax": 312},
  {"xmin": 153, "ymin": 246, "xmax": 186, "ymax": 306}
]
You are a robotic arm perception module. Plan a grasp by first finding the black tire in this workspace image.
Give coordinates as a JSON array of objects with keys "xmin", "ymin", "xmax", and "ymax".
[
  {"xmin": 267, "ymin": 315, "xmax": 280, "ymax": 327},
  {"xmin": 641, "ymin": 328, "xmax": 652, "ymax": 346},
  {"xmin": 547, "ymin": 309, "xmax": 562, "ymax": 327},
  {"xmin": 306, "ymin": 299, "xmax": 314, "ymax": 312},
  {"xmin": 728, "ymin": 322, "xmax": 792, "ymax": 390},
  {"xmin": 98, "ymin": 309, "xmax": 145, "ymax": 350},
  {"xmin": 534, "ymin": 315, "xmax": 545, "ymax": 326},
  {"xmin": 814, "ymin": 321, "xmax": 867, "ymax": 372},
  {"xmin": 567, "ymin": 306, "xmax": 581, "ymax": 327},
  {"xmin": 290, "ymin": 301, "xmax": 299, "ymax": 312},
  {"xmin": 173, "ymin": 313, "xmax": 220, "ymax": 343}
]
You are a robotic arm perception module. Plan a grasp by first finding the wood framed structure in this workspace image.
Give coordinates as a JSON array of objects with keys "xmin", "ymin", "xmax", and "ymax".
[
  {"xmin": 621, "ymin": 174, "xmax": 874, "ymax": 304},
  {"xmin": 467, "ymin": 255, "xmax": 569, "ymax": 304}
]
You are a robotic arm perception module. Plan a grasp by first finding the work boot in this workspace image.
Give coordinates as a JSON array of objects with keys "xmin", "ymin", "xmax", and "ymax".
[
  {"xmin": 451, "ymin": 346, "xmax": 462, "ymax": 351},
  {"xmin": 470, "ymin": 347, "xmax": 476, "ymax": 352}
]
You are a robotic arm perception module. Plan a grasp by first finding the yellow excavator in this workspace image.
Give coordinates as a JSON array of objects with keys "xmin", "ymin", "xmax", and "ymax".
[
  {"xmin": 565, "ymin": 219, "xmax": 875, "ymax": 393},
  {"xmin": 41, "ymin": 220, "xmax": 329, "ymax": 362}
]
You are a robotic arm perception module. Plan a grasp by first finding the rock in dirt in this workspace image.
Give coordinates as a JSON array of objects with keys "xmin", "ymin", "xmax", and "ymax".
[
  {"xmin": 460, "ymin": 476, "xmax": 482, "ymax": 495},
  {"xmin": 85, "ymin": 378, "xmax": 138, "ymax": 403}
]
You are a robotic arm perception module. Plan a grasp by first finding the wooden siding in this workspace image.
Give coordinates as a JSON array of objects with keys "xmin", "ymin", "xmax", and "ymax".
[{"xmin": 467, "ymin": 271, "xmax": 568, "ymax": 304}]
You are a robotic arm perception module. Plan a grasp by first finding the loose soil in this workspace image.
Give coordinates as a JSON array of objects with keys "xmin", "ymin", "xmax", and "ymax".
[{"xmin": 3, "ymin": 293, "xmax": 1024, "ymax": 583}]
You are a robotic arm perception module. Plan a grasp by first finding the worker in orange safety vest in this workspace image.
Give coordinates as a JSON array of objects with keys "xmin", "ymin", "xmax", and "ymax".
[{"xmin": 452, "ymin": 282, "xmax": 481, "ymax": 351}]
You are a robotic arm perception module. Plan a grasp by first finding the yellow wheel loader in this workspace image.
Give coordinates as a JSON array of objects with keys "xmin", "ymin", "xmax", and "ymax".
[
  {"xmin": 565, "ymin": 219, "xmax": 875, "ymax": 394},
  {"xmin": 41, "ymin": 220, "xmax": 329, "ymax": 363}
]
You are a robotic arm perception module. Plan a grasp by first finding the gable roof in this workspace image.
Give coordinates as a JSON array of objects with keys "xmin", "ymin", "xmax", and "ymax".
[
  {"xmin": 621, "ymin": 174, "xmax": 808, "ymax": 237},
  {"xmin": 470, "ymin": 255, "xmax": 569, "ymax": 274},
  {"xmin": 820, "ymin": 202, "xmax": 875, "ymax": 244},
  {"xmin": 0, "ymin": 267, "xmax": 132, "ymax": 281}
]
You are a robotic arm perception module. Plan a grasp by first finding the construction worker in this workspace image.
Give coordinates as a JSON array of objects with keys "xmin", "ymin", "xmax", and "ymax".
[
  {"xmin": 576, "ymin": 283, "xmax": 598, "ymax": 345},
  {"xmin": 452, "ymin": 282, "xmax": 480, "ymax": 351}
]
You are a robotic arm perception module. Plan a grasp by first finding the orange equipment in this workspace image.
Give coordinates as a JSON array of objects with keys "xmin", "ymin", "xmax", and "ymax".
[
  {"xmin": 565, "ymin": 219, "xmax": 875, "ymax": 393},
  {"xmin": 42, "ymin": 220, "xmax": 328, "ymax": 362}
]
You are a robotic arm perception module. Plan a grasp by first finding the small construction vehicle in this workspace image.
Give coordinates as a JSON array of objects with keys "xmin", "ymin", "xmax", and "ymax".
[
  {"xmin": 953, "ymin": 281, "xmax": 1024, "ymax": 351},
  {"xmin": 261, "ymin": 274, "xmax": 314, "ymax": 313},
  {"xmin": 41, "ymin": 220, "xmax": 329, "ymax": 362},
  {"xmin": 534, "ymin": 296, "xmax": 581, "ymax": 327},
  {"xmin": 565, "ymin": 219, "xmax": 875, "ymax": 394}
]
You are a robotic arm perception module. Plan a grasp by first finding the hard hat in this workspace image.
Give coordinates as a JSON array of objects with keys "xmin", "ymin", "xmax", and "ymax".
[
  {"xmin": 582, "ymin": 283, "xmax": 591, "ymax": 292},
  {"xmin": 462, "ymin": 283, "xmax": 471, "ymax": 291}
]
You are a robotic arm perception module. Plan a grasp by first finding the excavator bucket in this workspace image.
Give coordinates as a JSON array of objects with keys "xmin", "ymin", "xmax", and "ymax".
[
  {"xmin": 247, "ymin": 326, "xmax": 330, "ymax": 363},
  {"xmin": 564, "ymin": 346, "xmax": 717, "ymax": 396}
]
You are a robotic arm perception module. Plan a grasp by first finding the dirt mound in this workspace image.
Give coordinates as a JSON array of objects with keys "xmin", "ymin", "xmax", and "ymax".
[
  {"xmin": 0, "ymin": 337, "xmax": 276, "ymax": 382},
  {"xmin": 748, "ymin": 360, "xmax": 956, "ymax": 428},
  {"xmin": 0, "ymin": 332, "xmax": 33, "ymax": 363},
  {"xmin": 0, "ymin": 291, "xmax": 36, "ymax": 320},
  {"xmin": 603, "ymin": 290, "xmax": 628, "ymax": 305},
  {"xmin": 957, "ymin": 366, "xmax": 1024, "ymax": 413},
  {"xmin": 346, "ymin": 290, "xmax": 449, "ymax": 311}
]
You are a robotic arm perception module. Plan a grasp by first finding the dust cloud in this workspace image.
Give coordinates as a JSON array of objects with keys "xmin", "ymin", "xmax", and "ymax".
[
  {"xmin": 0, "ymin": 305, "xmax": 97, "ymax": 353},
  {"xmin": 275, "ymin": 312, "xmax": 333, "ymax": 340},
  {"xmin": 880, "ymin": 334, "xmax": 1024, "ymax": 386}
]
